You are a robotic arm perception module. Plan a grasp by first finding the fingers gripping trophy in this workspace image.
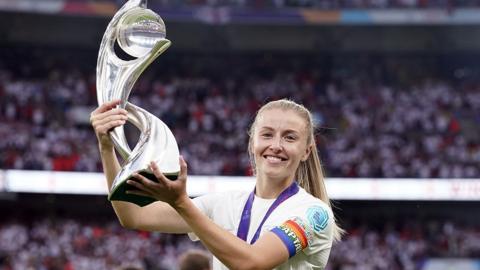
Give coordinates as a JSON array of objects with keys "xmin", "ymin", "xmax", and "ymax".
[{"xmin": 96, "ymin": 0, "xmax": 179, "ymax": 206}]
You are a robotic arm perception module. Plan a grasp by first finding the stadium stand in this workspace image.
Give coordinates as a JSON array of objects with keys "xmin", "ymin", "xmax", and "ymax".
[
  {"xmin": 1, "ymin": 48, "xmax": 479, "ymax": 178},
  {"xmin": 0, "ymin": 1, "xmax": 479, "ymax": 269},
  {"xmin": 73, "ymin": 0, "xmax": 479, "ymax": 9},
  {"xmin": 0, "ymin": 210, "xmax": 478, "ymax": 269}
]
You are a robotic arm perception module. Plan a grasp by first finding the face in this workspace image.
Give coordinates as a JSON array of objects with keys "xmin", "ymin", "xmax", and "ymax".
[{"xmin": 251, "ymin": 108, "xmax": 312, "ymax": 183}]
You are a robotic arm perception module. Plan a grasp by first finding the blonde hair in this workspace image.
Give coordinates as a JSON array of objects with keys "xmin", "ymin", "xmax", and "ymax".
[{"xmin": 248, "ymin": 99, "xmax": 343, "ymax": 241}]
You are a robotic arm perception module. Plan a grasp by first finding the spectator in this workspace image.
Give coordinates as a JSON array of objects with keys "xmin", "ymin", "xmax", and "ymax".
[
  {"xmin": 0, "ymin": 49, "xmax": 479, "ymax": 179},
  {"xmin": 0, "ymin": 217, "xmax": 478, "ymax": 269},
  {"xmin": 178, "ymin": 249, "xmax": 212, "ymax": 270}
]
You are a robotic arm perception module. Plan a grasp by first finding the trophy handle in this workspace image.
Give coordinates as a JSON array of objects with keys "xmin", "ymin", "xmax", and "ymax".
[{"xmin": 99, "ymin": 39, "xmax": 171, "ymax": 159}]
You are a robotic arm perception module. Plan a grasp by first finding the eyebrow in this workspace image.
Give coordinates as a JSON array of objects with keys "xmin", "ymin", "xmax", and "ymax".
[{"xmin": 258, "ymin": 126, "xmax": 301, "ymax": 134}]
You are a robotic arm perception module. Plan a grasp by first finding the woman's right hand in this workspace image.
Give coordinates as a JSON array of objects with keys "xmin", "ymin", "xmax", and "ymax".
[{"xmin": 90, "ymin": 99, "xmax": 128, "ymax": 149}]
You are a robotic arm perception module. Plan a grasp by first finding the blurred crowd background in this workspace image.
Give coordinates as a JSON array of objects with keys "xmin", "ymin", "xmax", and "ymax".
[
  {"xmin": 1, "ymin": 49, "xmax": 479, "ymax": 178},
  {"xmin": 0, "ymin": 213, "xmax": 478, "ymax": 270},
  {"xmin": 1, "ymin": 0, "xmax": 479, "ymax": 269},
  {"xmin": 103, "ymin": 0, "xmax": 476, "ymax": 9},
  {"xmin": 1, "ymin": 47, "xmax": 479, "ymax": 269}
]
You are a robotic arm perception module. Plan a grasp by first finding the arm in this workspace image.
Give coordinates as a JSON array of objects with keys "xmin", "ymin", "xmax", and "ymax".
[
  {"xmin": 90, "ymin": 100, "xmax": 191, "ymax": 233},
  {"xmin": 127, "ymin": 157, "xmax": 290, "ymax": 270},
  {"xmin": 175, "ymin": 195, "xmax": 290, "ymax": 270}
]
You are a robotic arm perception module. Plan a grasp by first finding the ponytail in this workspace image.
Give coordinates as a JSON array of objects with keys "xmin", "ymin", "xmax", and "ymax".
[{"xmin": 296, "ymin": 140, "xmax": 344, "ymax": 242}]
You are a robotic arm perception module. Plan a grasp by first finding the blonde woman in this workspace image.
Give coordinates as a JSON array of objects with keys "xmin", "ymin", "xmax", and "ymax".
[{"xmin": 91, "ymin": 99, "xmax": 342, "ymax": 270}]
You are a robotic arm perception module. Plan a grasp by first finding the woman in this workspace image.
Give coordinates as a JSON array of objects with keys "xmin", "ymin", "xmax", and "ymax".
[{"xmin": 90, "ymin": 98, "xmax": 342, "ymax": 270}]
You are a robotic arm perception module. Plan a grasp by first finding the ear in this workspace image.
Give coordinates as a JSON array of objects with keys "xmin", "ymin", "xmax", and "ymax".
[{"xmin": 301, "ymin": 144, "xmax": 312, "ymax": 162}]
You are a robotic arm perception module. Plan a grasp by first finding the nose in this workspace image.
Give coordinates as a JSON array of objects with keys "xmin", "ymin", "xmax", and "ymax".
[{"xmin": 269, "ymin": 136, "xmax": 283, "ymax": 152}]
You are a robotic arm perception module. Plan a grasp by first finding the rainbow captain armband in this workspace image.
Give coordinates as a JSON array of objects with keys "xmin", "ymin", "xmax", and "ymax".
[{"xmin": 271, "ymin": 218, "xmax": 310, "ymax": 258}]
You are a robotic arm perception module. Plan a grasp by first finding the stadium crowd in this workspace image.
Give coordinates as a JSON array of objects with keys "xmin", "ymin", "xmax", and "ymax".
[
  {"xmin": 141, "ymin": 0, "xmax": 473, "ymax": 9},
  {"xmin": 329, "ymin": 219, "xmax": 480, "ymax": 269},
  {"xmin": 1, "ymin": 49, "xmax": 479, "ymax": 179},
  {"xmin": 0, "ymin": 217, "xmax": 478, "ymax": 270},
  {"xmin": 0, "ymin": 218, "xmax": 202, "ymax": 270}
]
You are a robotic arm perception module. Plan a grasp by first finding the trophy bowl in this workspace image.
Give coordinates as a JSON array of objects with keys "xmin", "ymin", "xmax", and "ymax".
[{"xmin": 116, "ymin": 7, "xmax": 166, "ymax": 58}]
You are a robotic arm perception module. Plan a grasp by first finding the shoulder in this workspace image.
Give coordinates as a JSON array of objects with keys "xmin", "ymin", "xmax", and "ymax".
[
  {"xmin": 268, "ymin": 188, "xmax": 334, "ymax": 259},
  {"xmin": 289, "ymin": 188, "xmax": 333, "ymax": 222},
  {"xmin": 274, "ymin": 187, "xmax": 334, "ymax": 243}
]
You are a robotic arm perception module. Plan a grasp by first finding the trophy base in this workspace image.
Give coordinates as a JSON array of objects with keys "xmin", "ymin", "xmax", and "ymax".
[{"xmin": 109, "ymin": 172, "xmax": 178, "ymax": 207}]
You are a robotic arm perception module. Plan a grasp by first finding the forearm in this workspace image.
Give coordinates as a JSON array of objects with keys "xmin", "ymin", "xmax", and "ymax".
[
  {"xmin": 98, "ymin": 143, "xmax": 140, "ymax": 228},
  {"xmin": 98, "ymin": 144, "xmax": 120, "ymax": 190},
  {"xmin": 173, "ymin": 197, "xmax": 270, "ymax": 270},
  {"xmin": 98, "ymin": 144, "xmax": 191, "ymax": 233}
]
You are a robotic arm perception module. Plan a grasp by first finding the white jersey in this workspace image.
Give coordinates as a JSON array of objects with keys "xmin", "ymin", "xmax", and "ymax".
[{"xmin": 190, "ymin": 186, "xmax": 334, "ymax": 270}]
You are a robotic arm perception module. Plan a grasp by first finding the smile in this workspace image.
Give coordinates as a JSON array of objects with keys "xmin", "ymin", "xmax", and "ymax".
[{"xmin": 264, "ymin": 155, "xmax": 287, "ymax": 163}]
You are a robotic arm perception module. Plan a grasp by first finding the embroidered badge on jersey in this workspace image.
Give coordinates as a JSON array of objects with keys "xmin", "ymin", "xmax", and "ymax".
[
  {"xmin": 271, "ymin": 219, "xmax": 309, "ymax": 257},
  {"xmin": 306, "ymin": 206, "xmax": 329, "ymax": 233}
]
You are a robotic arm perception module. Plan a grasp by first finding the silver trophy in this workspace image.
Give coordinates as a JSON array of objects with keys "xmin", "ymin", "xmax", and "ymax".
[{"xmin": 96, "ymin": 0, "xmax": 179, "ymax": 206}]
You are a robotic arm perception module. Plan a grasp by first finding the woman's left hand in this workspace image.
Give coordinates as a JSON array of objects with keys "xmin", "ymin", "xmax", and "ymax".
[{"xmin": 126, "ymin": 156, "xmax": 189, "ymax": 207}]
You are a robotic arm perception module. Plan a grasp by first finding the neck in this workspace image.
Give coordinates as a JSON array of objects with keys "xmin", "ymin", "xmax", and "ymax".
[{"xmin": 255, "ymin": 175, "xmax": 294, "ymax": 199}]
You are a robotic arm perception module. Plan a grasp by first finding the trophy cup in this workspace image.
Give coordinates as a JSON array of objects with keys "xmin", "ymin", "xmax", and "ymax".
[{"xmin": 96, "ymin": 0, "xmax": 179, "ymax": 207}]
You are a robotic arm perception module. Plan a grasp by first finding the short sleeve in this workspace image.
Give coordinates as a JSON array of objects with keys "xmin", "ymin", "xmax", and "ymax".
[
  {"xmin": 188, "ymin": 192, "xmax": 242, "ymax": 241},
  {"xmin": 191, "ymin": 194, "xmax": 213, "ymax": 218},
  {"xmin": 270, "ymin": 204, "xmax": 332, "ymax": 258},
  {"xmin": 187, "ymin": 194, "xmax": 215, "ymax": 241}
]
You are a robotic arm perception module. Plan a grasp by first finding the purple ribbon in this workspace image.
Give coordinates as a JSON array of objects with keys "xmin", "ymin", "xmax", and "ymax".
[{"xmin": 236, "ymin": 181, "xmax": 299, "ymax": 244}]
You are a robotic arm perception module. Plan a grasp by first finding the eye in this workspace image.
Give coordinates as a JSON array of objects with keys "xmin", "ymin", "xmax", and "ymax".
[
  {"xmin": 261, "ymin": 133, "xmax": 272, "ymax": 138},
  {"xmin": 285, "ymin": 134, "xmax": 297, "ymax": 141}
]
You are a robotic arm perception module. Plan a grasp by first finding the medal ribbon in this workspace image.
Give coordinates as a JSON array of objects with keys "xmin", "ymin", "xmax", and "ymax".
[{"xmin": 236, "ymin": 181, "xmax": 299, "ymax": 244}]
